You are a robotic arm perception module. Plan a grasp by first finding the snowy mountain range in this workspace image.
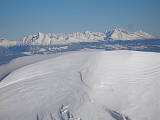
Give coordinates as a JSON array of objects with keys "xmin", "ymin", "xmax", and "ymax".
[
  {"xmin": 0, "ymin": 38, "xmax": 17, "ymax": 47},
  {"xmin": 21, "ymin": 29, "xmax": 155, "ymax": 45},
  {"xmin": 21, "ymin": 31, "xmax": 104, "ymax": 45},
  {"xmin": 0, "ymin": 28, "xmax": 156, "ymax": 47}
]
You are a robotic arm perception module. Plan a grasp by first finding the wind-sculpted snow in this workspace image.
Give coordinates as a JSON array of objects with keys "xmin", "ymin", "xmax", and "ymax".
[
  {"xmin": 0, "ymin": 53, "xmax": 63, "ymax": 81},
  {"xmin": 0, "ymin": 50, "xmax": 160, "ymax": 120}
]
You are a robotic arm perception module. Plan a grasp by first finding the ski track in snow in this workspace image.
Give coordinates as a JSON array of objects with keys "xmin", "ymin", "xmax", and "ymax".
[{"xmin": 0, "ymin": 50, "xmax": 160, "ymax": 120}]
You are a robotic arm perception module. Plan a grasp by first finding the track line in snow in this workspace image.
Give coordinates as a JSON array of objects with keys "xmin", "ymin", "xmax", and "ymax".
[{"xmin": 0, "ymin": 71, "xmax": 55, "ymax": 89}]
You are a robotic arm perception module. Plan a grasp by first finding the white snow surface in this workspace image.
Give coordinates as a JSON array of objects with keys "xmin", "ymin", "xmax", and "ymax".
[
  {"xmin": 0, "ymin": 53, "xmax": 63, "ymax": 81},
  {"xmin": 0, "ymin": 50, "xmax": 160, "ymax": 120}
]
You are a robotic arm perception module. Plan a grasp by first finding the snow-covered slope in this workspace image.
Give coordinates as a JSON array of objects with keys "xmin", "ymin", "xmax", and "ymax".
[
  {"xmin": 0, "ymin": 53, "xmax": 62, "ymax": 81},
  {"xmin": 0, "ymin": 38, "xmax": 17, "ymax": 47},
  {"xmin": 0, "ymin": 50, "xmax": 160, "ymax": 120},
  {"xmin": 105, "ymin": 28, "xmax": 155, "ymax": 40}
]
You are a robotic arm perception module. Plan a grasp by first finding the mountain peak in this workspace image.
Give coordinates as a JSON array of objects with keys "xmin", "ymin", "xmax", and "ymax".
[
  {"xmin": 113, "ymin": 28, "xmax": 127, "ymax": 32},
  {"xmin": 105, "ymin": 28, "xmax": 155, "ymax": 40}
]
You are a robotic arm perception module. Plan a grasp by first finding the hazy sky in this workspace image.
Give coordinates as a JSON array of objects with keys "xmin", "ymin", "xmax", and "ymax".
[{"xmin": 0, "ymin": 0, "xmax": 160, "ymax": 40}]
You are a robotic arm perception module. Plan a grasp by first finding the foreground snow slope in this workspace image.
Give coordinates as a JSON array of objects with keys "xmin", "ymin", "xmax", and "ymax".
[
  {"xmin": 0, "ymin": 53, "xmax": 64, "ymax": 81},
  {"xmin": 0, "ymin": 50, "xmax": 160, "ymax": 120}
]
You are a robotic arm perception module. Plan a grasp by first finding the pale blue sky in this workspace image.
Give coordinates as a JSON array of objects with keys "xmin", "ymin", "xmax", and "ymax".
[{"xmin": 0, "ymin": 0, "xmax": 160, "ymax": 40}]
